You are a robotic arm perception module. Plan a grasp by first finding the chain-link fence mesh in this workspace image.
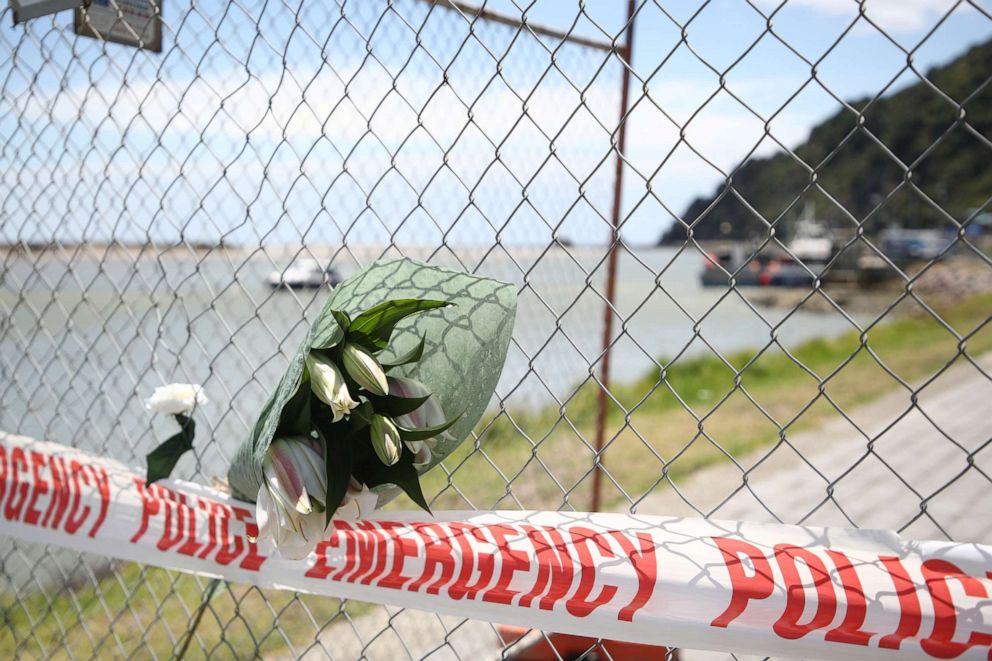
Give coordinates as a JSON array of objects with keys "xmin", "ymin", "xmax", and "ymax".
[{"xmin": 2, "ymin": 0, "xmax": 991, "ymax": 659}]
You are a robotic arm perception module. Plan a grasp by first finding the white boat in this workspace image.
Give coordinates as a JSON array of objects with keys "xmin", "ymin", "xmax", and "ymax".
[
  {"xmin": 789, "ymin": 219, "xmax": 833, "ymax": 262},
  {"xmin": 266, "ymin": 259, "xmax": 340, "ymax": 289}
]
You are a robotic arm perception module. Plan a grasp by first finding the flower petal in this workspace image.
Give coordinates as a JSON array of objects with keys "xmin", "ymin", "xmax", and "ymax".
[
  {"xmin": 412, "ymin": 443, "xmax": 432, "ymax": 469},
  {"xmin": 268, "ymin": 442, "xmax": 311, "ymax": 513},
  {"xmin": 144, "ymin": 383, "xmax": 207, "ymax": 415},
  {"xmin": 252, "ymin": 485, "xmax": 274, "ymax": 542},
  {"xmin": 334, "ymin": 498, "xmax": 360, "ymax": 521},
  {"xmin": 284, "ymin": 440, "xmax": 326, "ymax": 511},
  {"xmin": 354, "ymin": 484, "xmax": 379, "ymax": 519}
]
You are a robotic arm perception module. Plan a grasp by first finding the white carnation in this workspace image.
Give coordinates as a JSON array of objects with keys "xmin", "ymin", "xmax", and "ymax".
[{"xmin": 144, "ymin": 383, "xmax": 207, "ymax": 415}]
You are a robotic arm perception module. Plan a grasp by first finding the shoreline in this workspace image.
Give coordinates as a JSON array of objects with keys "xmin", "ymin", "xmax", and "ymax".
[{"xmin": 743, "ymin": 255, "xmax": 992, "ymax": 316}]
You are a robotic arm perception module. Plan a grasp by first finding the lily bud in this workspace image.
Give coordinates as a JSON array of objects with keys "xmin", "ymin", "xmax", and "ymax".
[
  {"xmin": 342, "ymin": 343, "xmax": 388, "ymax": 396},
  {"xmin": 370, "ymin": 414, "xmax": 402, "ymax": 466},
  {"xmin": 306, "ymin": 353, "xmax": 358, "ymax": 422}
]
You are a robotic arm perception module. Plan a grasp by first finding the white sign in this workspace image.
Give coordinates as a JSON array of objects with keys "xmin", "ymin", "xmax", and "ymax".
[
  {"xmin": 0, "ymin": 432, "xmax": 990, "ymax": 660},
  {"xmin": 74, "ymin": 0, "xmax": 161, "ymax": 52}
]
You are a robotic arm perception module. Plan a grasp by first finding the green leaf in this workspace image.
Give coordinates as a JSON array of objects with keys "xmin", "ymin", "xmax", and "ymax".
[
  {"xmin": 330, "ymin": 310, "xmax": 351, "ymax": 335},
  {"xmin": 381, "ymin": 334, "xmax": 426, "ymax": 370},
  {"xmin": 366, "ymin": 392, "xmax": 431, "ymax": 417},
  {"xmin": 350, "ymin": 400, "xmax": 375, "ymax": 428},
  {"xmin": 146, "ymin": 415, "xmax": 196, "ymax": 484},
  {"xmin": 347, "ymin": 331, "xmax": 389, "ymax": 352},
  {"xmin": 354, "ymin": 448, "xmax": 431, "ymax": 513},
  {"xmin": 394, "ymin": 411, "xmax": 462, "ymax": 442},
  {"xmin": 349, "ymin": 299, "xmax": 450, "ymax": 346},
  {"xmin": 315, "ymin": 423, "xmax": 354, "ymax": 526}
]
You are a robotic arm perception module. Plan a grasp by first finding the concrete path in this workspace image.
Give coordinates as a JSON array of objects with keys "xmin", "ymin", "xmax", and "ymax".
[
  {"xmin": 298, "ymin": 605, "xmax": 504, "ymax": 661},
  {"xmin": 299, "ymin": 354, "xmax": 992, "ymax": 661},
  {"xmin": 637, "ymin": 352, "xmax": 992, "ymax": 544}
]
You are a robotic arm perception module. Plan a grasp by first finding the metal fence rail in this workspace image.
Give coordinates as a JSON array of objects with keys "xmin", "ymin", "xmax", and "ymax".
[{"xmin": 2, "ymin": 0, "xmax": 991, "ymax": 659}]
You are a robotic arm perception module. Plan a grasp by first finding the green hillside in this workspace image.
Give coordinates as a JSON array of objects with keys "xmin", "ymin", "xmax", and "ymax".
[{"xmin": 660, "ymin": 39, "xmax": 992, "ymax": 244}]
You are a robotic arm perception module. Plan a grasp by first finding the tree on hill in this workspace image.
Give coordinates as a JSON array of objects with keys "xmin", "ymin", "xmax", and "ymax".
[{"xmin": 660, "ymin": 39, "xmax": 992, "ymax": 245}]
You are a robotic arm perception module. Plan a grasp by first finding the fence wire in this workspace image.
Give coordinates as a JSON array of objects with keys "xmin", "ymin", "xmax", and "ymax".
[{"xmin": 1, "ymin": 0, "xmax": 991, "ymax": 659}]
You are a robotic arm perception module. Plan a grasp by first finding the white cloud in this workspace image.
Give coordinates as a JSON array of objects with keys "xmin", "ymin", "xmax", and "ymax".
[
  {"xmin": 4, "ymin": 56, "xmax": 828, "ymax": 246},
  {"xmin": 784, "ymin": 0, "xmax": 972, "ymax": 33}
]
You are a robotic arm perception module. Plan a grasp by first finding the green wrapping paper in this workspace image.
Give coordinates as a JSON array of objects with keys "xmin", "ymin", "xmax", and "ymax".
[{"xmin": 227, "ymin": 258, "xmax": 517, "ymax": 503}]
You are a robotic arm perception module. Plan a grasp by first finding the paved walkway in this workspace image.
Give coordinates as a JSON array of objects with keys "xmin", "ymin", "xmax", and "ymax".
[
  {"xmin": 299, "ymin": 605, "xmax": 502, "ymax": 661},
  {"xmin": 638, "ymin": 352, "xmax": 992, "ymax": 544},
  {"xmin": 298, "ymin": 354, "xmax": 992, "ymax": 661}
]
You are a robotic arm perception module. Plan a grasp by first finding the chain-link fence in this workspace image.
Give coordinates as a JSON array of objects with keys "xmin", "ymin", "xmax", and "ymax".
[{"xmin": 2, "ymin": 0, "xmax": 991, "ymax": 658}]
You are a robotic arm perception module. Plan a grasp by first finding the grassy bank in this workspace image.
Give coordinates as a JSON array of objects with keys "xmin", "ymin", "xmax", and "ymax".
[
  {"xmin": 0, "ymin": 561, "xmax": 366, "ymax": 659},
  {"xmin": 411, "ymin": 292, "xmax": 992, "ymax": 512}
]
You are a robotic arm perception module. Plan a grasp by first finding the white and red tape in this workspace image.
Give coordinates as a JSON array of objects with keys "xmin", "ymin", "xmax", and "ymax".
[{"xmin": 0, "ymin": 431, "xmax": 989, "ymax": 660}]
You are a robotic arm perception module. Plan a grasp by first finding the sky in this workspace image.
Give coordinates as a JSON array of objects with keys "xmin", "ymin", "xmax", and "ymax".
[{"xmin": 1, "ymin": 0, "xmax": 990, "ymax": 248}]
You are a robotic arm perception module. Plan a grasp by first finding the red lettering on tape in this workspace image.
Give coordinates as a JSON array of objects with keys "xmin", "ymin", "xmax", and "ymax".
[
  {"xmin": 4, "ymin": 447, "xmax": 28, "ymax": 521},
  {"xmin": 24, "ymin": 451, "xmax": 48, "ymax": 525},
  {"xmin": 920, "ymin": 559, "xmax": 992, "ymax": 659},
  {"xmin": 65, "ymin": 460, "xmax": 91, "ymax": 534},
  {"xmin": 481, "ymin": 524, "xmax": 530, "ymax": 606},
  {"xmin": 86, "ymin": 466, "xmax": 110, "ymax": 538},
  {"xmin": 711, "ymin": 537, "xmax": 775, "ymax": 628},
  {"xmin": 772, "ymin": 544, "xmax": 837, "ymax": 640},
  {"xmin": 408, "ymin": 523, "xmax": 455, "ymax": 595},
  {"xmin": 517, "ymin": 526, "xmax": 574, "ymax": 611},
  {"xmin": 824, "ymin": 550, "xmax": 873, "ymax": 647},
  {"xmin": 878, "ymin": 555, "xmax": 923, "ymax": 651},
  {"xmin": 609, "ymin": 530, "xmax": 657, "ymax": 622},
  {"xmin": 377, "ymin": 522, "xmax": 419, "ymax": 590},
  {"xmin": 565, "ymin": 527, "xmax": 617, "ymax": 617},
  {"xmin": 41, "ymin": 456, "xmax": 70, "ymax": 530}
]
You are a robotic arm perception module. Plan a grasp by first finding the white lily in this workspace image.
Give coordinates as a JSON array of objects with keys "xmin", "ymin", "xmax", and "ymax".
[
  {"xmin": 342, "ymin": 343, "xmax": 388, "ymax": 396},
  {"xmin": 370, "ymin": 414, "xmax": 402, "ymax": 466},
  {"xmin": 306, "ymin": 353, "xmax": 358, "ymax": 422},
  {"xmin": 144, "ymin": 383, "xmax": 207, "ymax": 415},
  {"xmin": 252, "ymin": 436, "xmax": 328, "ymax": 560},
  {"xmin": 335, "ymin": 478, "xmax": 380, "ymax": 520},
  {"xmin": 266, "ymin": 436, "xmax": 326, "ymax": 513},
  {"xmin": 409, "ymin": 440, "xmax": 433, "ymax": 469}
]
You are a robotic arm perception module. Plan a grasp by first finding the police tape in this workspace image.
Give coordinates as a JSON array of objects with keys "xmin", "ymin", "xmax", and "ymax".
[{"xmin": 0, "ymin": 431, "xmax": 989, "ymax": 660}]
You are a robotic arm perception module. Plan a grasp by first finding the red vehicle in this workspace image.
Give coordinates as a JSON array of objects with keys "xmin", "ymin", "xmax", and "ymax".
[{"xmin": 497, "ymin": 624, "xmax": 678, "ymax": 661}]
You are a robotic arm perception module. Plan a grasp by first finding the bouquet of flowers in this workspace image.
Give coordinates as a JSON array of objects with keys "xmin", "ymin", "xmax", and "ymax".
[{"xmin": 221, "ymin": 258, "xmax": 516, "ymax": 558}]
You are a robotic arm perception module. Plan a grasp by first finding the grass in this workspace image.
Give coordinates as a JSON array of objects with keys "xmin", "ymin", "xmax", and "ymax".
[
  {"xmin": 0, "ymin": 561, "xmax": 369, "ymax": 659},
  {"xmin": 405, "ymin": 291, "xmax": 992, "ymax": 513},
  {"xmin": 4, "ymin": 291, "xmax": 990, "ymax": 658}
]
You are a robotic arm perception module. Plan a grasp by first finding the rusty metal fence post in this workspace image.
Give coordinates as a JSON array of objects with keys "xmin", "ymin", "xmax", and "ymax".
[{"xmin": 591, "ymin": 0, "xmax": 637, "ymax": 513}]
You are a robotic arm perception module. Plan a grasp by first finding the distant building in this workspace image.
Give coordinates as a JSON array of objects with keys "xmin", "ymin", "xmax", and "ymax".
[{"xmin": 878, "ymin": 228, "xmax": 954, "ymax": 261}]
